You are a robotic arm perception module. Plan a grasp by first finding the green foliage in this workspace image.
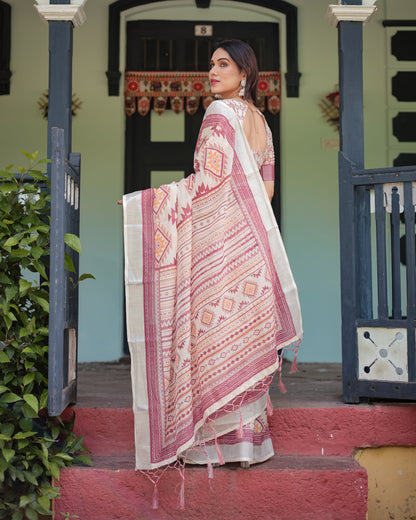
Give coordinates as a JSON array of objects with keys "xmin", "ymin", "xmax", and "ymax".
[{"xmin": 0, "ymin": 152, "xmax": 92, "ymax": 520}]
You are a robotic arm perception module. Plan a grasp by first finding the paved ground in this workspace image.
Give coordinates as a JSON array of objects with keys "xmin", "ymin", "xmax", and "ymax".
[{"xmin": 75, "ymin": 360, "xmax": 345, "ymax": 409}]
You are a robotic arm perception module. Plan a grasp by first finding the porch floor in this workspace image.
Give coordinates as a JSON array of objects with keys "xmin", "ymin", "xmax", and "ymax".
[{"xmin": 75, "ymin": 361, "xmax": 348, "ymax": 409}]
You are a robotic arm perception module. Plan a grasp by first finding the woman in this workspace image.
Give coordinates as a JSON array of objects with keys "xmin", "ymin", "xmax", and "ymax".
[{"xmin": 123, "ymin": 40, "xmax": 302, "ymax": 481}]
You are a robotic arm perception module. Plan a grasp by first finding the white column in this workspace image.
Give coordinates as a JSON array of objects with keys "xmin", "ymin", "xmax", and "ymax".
[
  {"xmin": 34, "ymin": 0, "xmax": 88, "ymax": 27},
  {"xmin": 326, "ymin": 1, "xmax": 377, "ymax": 27}
]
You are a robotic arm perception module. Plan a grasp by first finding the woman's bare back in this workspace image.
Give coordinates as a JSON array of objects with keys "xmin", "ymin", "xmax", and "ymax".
[{"xmin": 242, "ymin": 103, "xmax": 267, "ymax": 155}]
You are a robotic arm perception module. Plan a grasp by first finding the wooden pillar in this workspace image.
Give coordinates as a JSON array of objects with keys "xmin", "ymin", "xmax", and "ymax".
[
  {"xmin": 34, "ymin": 0, "xmax": 87, "ymax": 415},
  {"xmin": 35, "ymin": 0, "xmax": 87, "ymax": 161},
  {"xmin": 327, "ymin": 1, "xmax": 377, "ymax": 402},
  {"xmin": 47, "ymin": 7, "xmax": 73, "ymax": 161}
]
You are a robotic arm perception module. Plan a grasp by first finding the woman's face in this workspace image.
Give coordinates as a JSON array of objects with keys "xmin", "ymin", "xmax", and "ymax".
[{"xmin": 209, "ymin": 48, "xmax": 246, "ymax": 99}]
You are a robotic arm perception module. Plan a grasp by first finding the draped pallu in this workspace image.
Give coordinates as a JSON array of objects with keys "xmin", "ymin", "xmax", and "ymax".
[{"xmin": 123, "ymin": 100, "xmax": 302, "ymax": 470}]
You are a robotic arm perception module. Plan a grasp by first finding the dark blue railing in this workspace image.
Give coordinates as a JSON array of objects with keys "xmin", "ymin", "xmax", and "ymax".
[
  {"xmin": 340, "ymin": 152, "xmax": 416, "ymax": 402},
  {"xmin": 48, "ymin": 127, "xmax": 81, "ymax": 416}
]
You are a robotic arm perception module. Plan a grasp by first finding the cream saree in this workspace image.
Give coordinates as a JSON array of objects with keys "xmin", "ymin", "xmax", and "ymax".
[{"xmin": 123, "ymin": 100, "xmax": 302, "ymax": 471}]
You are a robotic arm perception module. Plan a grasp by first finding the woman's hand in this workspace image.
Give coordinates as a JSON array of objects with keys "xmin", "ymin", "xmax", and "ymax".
[{"xmin": 118, "ymin": 200, "xmax": 123, "ymax": 205}]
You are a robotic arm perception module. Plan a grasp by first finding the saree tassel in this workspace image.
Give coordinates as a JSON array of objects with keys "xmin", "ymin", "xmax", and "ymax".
[
  {"xmin": 279, "ymin": 372, "xmax": 287, "ymax": 394},
  {"xmin": 215, "ymin": 437, "xmax": 225, "ymax": 465},
  {"xmin": 178, "ymin": 479, "xmax": 185, "ymax": 511},
  {"xmin": 210, "ymin": 424, "xmax": 225, "ymax": 465},
  {"xmin": 237, "ymin": 408, "xmax": 244, "ymax": 439},
  {"xmin": 290, "ymin": 352, "xmax": 298, "ymax": 373},
  {"xmin": 152, "ymin": 485, "xmax": 159, "ymax": 510},
  {"xmin": 216, "ymin": 443, "xmax": 225, "ymax": 465},
  {"xmin": 267, "ymin": 393, "xmax": 274, "ymax": 416},
  {"xmin": 207, "ymin": 459, "xmax": 214, "ymax": 480}
]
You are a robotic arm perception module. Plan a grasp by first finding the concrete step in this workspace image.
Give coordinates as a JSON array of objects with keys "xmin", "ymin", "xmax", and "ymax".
[
  {"xmin": 69, "ymin": 404, "xmax": 416, "ymax": 458},
  {"xmin": 54, "ymin": 454, "xmax": 368, "ymax": 520}
]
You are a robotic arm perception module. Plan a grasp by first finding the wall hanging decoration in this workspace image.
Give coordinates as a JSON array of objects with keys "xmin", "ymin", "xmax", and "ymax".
[
  {"xmin": 319, "ymin": 88, "xmax": 340, "ymax": 131},
  {"xmin": 124, "ymin": 71, "xmax": 281, "ymax": 116},
  {"xmin": 37, "ymin": 90, "xmax": 82, "ymax": 119}
]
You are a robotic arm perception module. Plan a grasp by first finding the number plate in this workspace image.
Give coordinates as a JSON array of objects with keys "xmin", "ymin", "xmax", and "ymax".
[{"xmin": 195, "ymin": 25, "xmax": 213, "ymax": 37}]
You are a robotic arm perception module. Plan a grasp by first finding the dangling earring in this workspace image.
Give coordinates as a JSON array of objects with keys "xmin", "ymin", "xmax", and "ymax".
[{"xmin": 239, "ymin": 79, "xmax": 246, "ymax": 98}]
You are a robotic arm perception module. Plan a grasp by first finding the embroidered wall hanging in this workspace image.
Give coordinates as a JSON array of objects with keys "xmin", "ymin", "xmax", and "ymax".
[
  {"xmin": 37, "ymin": 90, "xmax": 82, "ymax": 119},
  {"xmin": 124, "ymin": 71, "xmax": 281, "ymax": 116},
  {"xmin": 318, "ymin": 89, "xmax": 339, "ymax": 132}
]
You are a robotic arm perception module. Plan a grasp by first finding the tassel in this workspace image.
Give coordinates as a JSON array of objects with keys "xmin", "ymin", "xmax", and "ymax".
[
  {"xmin": 267, "ymin": 393, "xmax": 274, "ymax": 416},
  {"xmin": 152, "ymin": 485, "xmax": 159, "ymax": 510},
  {"xmin": 211, "ymin": 424, "xmax": 225, "ymax": 465},
  {"xmin": 290, "ymin": 351, "xmax": 298, "ymax": 373},
  {"xmin": 207, "ymin": 459, "xmax": 214, "ymax": 480},
  {"xmin": 178, "ymin": 480, "xmax": 185, "ymax": 511},
  {"xmin": 216, "ymin": 442, "xmax": 225, "ymax": 465},
  {"xmin": 237, "ymin": 407, "xmax": 244, "ymax": 439},
  {"xmin": 177, "ymin": 463, "xmax": 186, "ymax": 511},
  {"xmin": 215, "ymin": 437, "xmax": 225, "ymax": 465},
  {"xmin": 279, "ymin": 372, "xmax": 287, "ymax": 394}
]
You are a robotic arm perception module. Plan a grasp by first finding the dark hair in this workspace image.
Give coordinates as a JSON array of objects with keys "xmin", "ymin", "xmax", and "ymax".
[{"xmin": 213, "ymin": 39, "xmax": 259, "ymax": 104}]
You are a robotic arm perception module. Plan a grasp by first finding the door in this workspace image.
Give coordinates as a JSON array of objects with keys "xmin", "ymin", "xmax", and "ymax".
[{"xmin": 125, "ymin": 20, "xmax": 280, "ymax": 217}]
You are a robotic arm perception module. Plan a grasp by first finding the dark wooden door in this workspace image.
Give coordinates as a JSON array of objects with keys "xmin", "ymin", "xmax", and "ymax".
[{"xmin": 125, "ymin": 20, "xmax": 280, "ymax": 215}]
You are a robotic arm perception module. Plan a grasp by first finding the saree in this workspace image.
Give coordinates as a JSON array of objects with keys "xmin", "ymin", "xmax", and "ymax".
[{"xmin": 123, "ymin": 100, "xmax": 302, "ymax": 471}]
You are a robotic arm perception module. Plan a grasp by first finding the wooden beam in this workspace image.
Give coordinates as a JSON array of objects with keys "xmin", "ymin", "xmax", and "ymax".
[
  {"xmin": 0, "ymin": 1, "xmax": 11, "ymax": 95},
  {"xmin": 195, "ymin": 0, "xmax": 210, "ymax": 7}
]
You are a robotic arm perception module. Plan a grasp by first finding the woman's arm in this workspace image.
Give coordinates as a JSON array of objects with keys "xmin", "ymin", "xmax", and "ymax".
[{"xmin": 263, "ymin": 180, "xmax": 274, "ymax": 202}]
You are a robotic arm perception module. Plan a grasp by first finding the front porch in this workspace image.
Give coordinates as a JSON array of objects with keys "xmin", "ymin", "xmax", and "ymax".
[
  {"xmin": 55, "ymin": 362, "xmax": 416, "ymax": 519},
  {"xmin": 75, "ymin": 360, "xmax": 343, "ymax": 409}
]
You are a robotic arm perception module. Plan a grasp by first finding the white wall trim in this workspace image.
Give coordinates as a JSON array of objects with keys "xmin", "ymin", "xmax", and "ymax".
[
  {"xmin": 35, "ymin": 4, "xmax": 87, "ymax": 27},
  {"xmin": 326, "ymin": 5, "xmax": 377, "ymax": 27}
]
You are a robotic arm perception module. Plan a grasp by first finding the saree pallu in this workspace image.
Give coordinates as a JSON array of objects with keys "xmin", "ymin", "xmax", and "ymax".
[{"xmin": 123, "ymin": 100, "xmax": 302, "ymax": 471}]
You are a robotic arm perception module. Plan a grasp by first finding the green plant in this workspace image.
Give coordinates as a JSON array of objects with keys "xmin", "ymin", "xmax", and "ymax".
[{"xmin": 0, "ymin": 152, "xmax": 92, "ymax": 520}]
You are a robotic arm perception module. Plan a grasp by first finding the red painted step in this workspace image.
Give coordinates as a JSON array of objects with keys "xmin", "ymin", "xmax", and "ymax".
[
  {"xmin": 69, "ymin": 404, "xmax": 416, "ymax": 457},
  {"xmin": 57, "ymin": 363, "xmax": 381, "ymax": 519},
  {"xmin": 54, "ymin": 454, "xmax": 368, "ymax": 520}
]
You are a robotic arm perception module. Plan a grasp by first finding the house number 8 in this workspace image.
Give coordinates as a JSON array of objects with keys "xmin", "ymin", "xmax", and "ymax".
[{"xmin": 195, "ymin": 25, "xmax": 213, "ymax": 36}]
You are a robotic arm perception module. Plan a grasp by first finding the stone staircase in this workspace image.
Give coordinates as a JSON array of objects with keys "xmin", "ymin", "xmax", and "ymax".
[{"xmin": 52, "ymin": 364, "xmax": 416, "ymax": 519}]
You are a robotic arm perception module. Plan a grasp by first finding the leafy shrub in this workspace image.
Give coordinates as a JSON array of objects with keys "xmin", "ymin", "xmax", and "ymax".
[{"xmin": 0, "ymin": 152, "xmax": 91, "ymax": 520}]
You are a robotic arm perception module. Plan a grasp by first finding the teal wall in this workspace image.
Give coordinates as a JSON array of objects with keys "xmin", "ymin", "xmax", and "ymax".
[{"xmin": 1, "ymin": 0, "xmax": 415, "ymax": 362}]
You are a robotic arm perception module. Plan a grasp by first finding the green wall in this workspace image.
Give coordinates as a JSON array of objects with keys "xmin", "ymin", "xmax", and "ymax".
[{"xmin": 1, "ymin": 0, "xmax": 414, "ymax": 362}]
